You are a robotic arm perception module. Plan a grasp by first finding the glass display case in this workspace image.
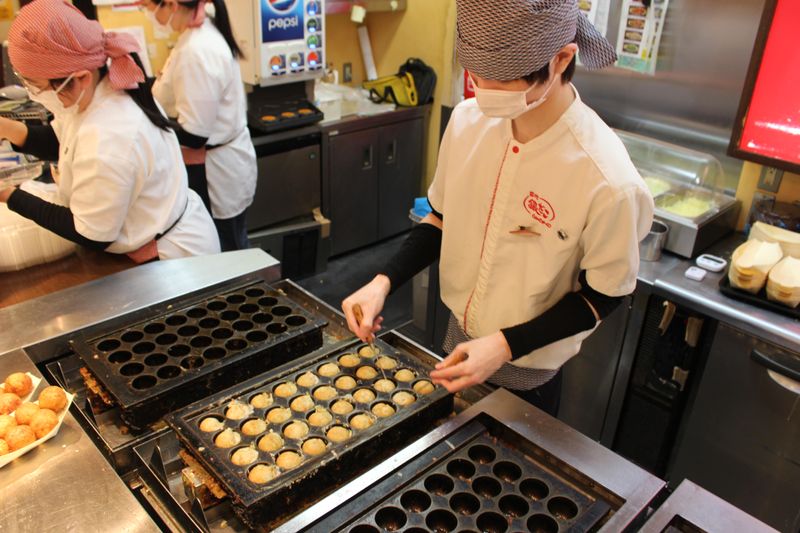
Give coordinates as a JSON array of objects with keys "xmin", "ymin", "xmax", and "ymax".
[{"xmin": 617, "ymin": 130, "xmax": 740, "ymax": 258}]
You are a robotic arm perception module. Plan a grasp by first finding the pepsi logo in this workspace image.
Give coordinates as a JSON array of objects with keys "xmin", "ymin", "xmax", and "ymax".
[{"xmin": 268, "ymin": 0, "xmax": 297, "ymax": 14}]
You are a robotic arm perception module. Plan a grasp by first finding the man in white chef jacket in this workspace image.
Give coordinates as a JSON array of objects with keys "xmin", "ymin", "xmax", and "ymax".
[{"xmin": 343, "ymin": 0, "xmax": 654, "ymax": 415}]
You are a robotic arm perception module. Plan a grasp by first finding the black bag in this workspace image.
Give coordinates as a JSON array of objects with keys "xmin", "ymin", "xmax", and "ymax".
[{"xmin": 399, "ymin": 58, "xmax": 437, "ymax": 105}]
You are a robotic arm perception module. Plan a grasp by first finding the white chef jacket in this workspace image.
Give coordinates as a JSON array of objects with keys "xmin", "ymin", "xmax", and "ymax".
[
  {"xmin": 153, "ymin": 19, "xmax": 257, "ymax": 220},
  {"xmin": 428, "ymin": 88, "xmax": 654, "ymax": 370},
  {"xmin": 35, "ymin": 77, "xmax": 220, "ymax": 259}
]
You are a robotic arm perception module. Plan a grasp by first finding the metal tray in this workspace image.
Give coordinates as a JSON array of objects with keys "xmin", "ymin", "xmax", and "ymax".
[
  {"xmin": 71, "ymin": 280, "xmax": 327, "ymax": 430},
  {"xmin": 167, "ymin": 336, "xmax": 453, "ymax": 529},
  {"xmin": 312, "ymin": 418, "xmax": 611, "ymax": 533}
]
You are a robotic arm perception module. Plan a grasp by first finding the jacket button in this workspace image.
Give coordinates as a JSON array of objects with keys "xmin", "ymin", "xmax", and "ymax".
[{"xmin": 512, "ymin": 146, "xmax": 519, "ymax": 154}]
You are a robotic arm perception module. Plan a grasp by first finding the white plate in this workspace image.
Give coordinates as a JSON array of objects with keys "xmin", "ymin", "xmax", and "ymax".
[
  {"xmin": 0, "ymin": 372, "xmax": 42, "ymax": 403},
  {"xmin": 0, "ymin": 389, "xmax": 74, "ymax": 468}
]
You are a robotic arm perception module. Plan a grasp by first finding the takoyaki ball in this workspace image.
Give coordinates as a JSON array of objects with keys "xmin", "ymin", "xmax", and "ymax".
[
  {"xmin": 225, "ymin": 400, "xmax": 252, "ymax": 420},
  {"xmin": 15, "ymin": 402, "xmax": 39, "ymax": 425},
  {"xmin": 258, "ymin": 431, "xmax": 283, "ymax": 453},
  {"xmin": 4, "ymin": 373, "xmax": 32, "ymax": 397},
  {"xmin": 313, "ymin": 386, "xmax": 337, "ymax": 402},
  {"xmin": 296, "ymin": 372, "xmax": 319, "ymax": 388},
  {"xmin": 376, "ymin": 356, "xmax": 398, "ymax": 370},
  {"xmin": 0, "ymin": 438, "xmax": 8, "ymax": 456},
  {"xmin": 330, "ymin": 399, "xmax": 354, "ymax": 415},
  {"xmin": 373, "ymin": 379, "xmax": 396, "ymax": 393},
  {"xmin": 30, "ymin": 409, "xmax": 59, "ymax": 439},
  {"xmin": 355, "ymin": 366, "xmax": 378, "ymax": 380},
  {"xmin": 231, "ymin": 447, "xmax": 259, "ymax": 466},
  {"xmin": 5, "ymin": 425, "xmax": 36, "ymax": 451},
  {"xmin": 0, "ymin": 414, "xmax": 17, "ymax": 438},
  {"xmin": 338, "ymin": 354, "xmax": 360, "ymax": 368},
  {"xmin": 283, "ymin": 421, "xmax": 309, "ymax": 440},
  {"xmin": 394, "ymin": 369, "xmax": 416, "ymax": 382},
  {"xmin": 358, "ymin": 345, "xmax": 379, "ymax": 358},
  {"xmin": 38, "ymin": 386, "xmax": 67, "ymax": 412},
  {"xmin": 302, "ymin": 438, "xmax": 327, "ymax": 456},
  {"xmin": 318, "ymin": 363, "xmax": 340, "ymax": 377},
  {"xmin": 250, "ymin": 392, "xmax": 273, "ymax": 409},
  {"xmin": 242, "ymin": 419, "xmax": 267, "ymax": 436},
  {"xmin": 326, "ymin": 425, "xmax": 351, "ymax": 443},
  {"xmin": 276, "ymin": 450, "xmax": 302, "ymax": 470},
  {"xmin": 371, "ymin": 403, "xmax": 395, "ymax": 418},
  {"xmin": 350, "ymin": 413, "xmax": 375, "ymax": 430},
  {"xmin": 0, "ymin": 393, "xmax": 21, "ymax": 415},
  {"xmin": 290, "ymin": 394, "xmax": 314, "ymax": 413},
  {"xmin": 214, "ymin": 428, "xmax": 242, "ymax": 449},
  {"xmin": 248, "ymin": 464, "xmax": 279, "ymax": 484},
  {"xmin": 352, "ymin": 388, "xmax": 375, "ymax": 404},
  {"xmin": 267, "ymin": 407, "xmax": 292, "ymax": 425},
  {"xmin": 413, "ymin": 380, "xmax": 435, "ymax": 395},
  {"xmin": 307, "ymin": 408, "xmax": 332, "ymax": 427},
  {"xmin": 274, "ymin": 382, "xmax": 297, "ymax": 398},
  {"xmin": 335, "ymin": 376, "xmax": 356, "ymax": 391},
  {"xmin": 199, "ymin": 417, "xmax": 224, "ymax": 432},
  {"xmin": 392, "ymin": 391, "xmax": 416, "ymax": 407}
]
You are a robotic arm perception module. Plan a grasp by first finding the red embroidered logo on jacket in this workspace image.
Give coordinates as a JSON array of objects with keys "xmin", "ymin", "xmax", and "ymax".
[{"xmin": 524, "ymin": 192, "xmax": 556, "ymax": 228}]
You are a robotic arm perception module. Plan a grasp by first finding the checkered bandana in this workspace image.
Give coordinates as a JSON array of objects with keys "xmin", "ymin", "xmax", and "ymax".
[{"xmin": 457, "ymin": 0, "xmax": 617, "ymax": 81}]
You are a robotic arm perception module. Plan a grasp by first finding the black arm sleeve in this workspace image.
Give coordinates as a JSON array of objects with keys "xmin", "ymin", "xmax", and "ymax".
[
  {"xmin": 174, "ymin": 126, "xmax": 209, "ymax": 149},
  {"xmin": 501, "ymin": 271, "xmax": 626, "ymax": 359},
  {"xmin": 7, "ymin": 188, "xmax": 113, "ymax": 251},
  {"xmin": 380, "ymin": 222, "xmax": 442, "ymax": 294},
  {"xmin": 11, "ymin": 125, "xmax": 60, "ymax": 162}
]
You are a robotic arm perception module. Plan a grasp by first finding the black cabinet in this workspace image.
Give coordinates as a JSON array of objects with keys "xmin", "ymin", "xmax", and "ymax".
[{"xmin": 324, "ymin": 107, "xmax": 428, "ymax": 256}]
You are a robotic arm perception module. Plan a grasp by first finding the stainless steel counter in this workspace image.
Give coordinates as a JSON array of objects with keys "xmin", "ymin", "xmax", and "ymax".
[
  {"xmin": 652, "ymin": 235, "xmax": 799, "ymax": 352},
  {"xmin": 0, "ymin": 249, "xmax": 281, "ymax": 533}
]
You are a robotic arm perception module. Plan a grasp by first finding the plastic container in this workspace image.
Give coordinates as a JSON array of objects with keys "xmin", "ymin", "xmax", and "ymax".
[
  {"xmin": 0, "ymin": 204, "xmax": 75, "ymax": 272},
  {"xmin": 617, "ymin": 130, "xmax": 740, "ymax": 257}
]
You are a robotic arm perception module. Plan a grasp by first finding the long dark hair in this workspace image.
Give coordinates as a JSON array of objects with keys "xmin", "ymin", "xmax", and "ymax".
[
  {"xmin": 50, "ymin": 53, "xmax": 176, "ymax": 131},
  {"xmin": 173, "ymin": 0, "xmax": 244, "ymax": 59}
]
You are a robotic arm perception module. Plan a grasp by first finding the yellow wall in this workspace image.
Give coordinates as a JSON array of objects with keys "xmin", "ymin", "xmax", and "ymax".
[
  {"xmin": 735, "ymin": 162, "xmax": 800, "ymax": 229},
  {"xmin": 0, "ymin": 0, "xmax": 19, "ymax": 43},
  {"xmin": 325, "ymin": 2, "xmax": 457, "ymax": 188},
  {"xmin": 96, "ymin": 5, "xmax": 176, "ymax": 75}
]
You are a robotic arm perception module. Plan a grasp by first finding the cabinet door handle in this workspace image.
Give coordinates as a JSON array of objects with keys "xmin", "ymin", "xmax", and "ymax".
[
  {"xmin": 363, "ymin": 145, "xmax": 373, "ymax": 170},
  {"xmin": 386, "ymin": 139, "xmax": 397, "ymax": 165},
  {"xmin": 751, "ymin": 348, "xmax": 800, "ymax": 387}
]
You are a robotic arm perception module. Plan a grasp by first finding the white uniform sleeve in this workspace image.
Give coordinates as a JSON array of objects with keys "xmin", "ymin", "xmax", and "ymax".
[
  {"xmin": 69, "ymin": 137, "xmax": 138, "ymax": 243},
  {"xmin": 580, "ymin": 184, "xmax": 654, "ymax": 296},
  {"xmin": 426, "ymin": 119, "xmax": 454, "ymax": 214},
  {"xmin": 172, "ymin": 49, "xmax": 224, "ymax": 139}
]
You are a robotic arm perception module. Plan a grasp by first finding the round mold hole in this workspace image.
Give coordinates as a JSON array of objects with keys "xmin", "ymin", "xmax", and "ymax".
[
  {"xmin": 266, "ymin": 323, "xmax": 288, "ymax": 334},
  {"xmin": 446, "ymin": 459, "xmax": 476, "ymax": 480},
  {"xmin": 547, "ymin": 496, "xmax": 578, "ymax": 520},
  {"xmin": 186, "ymin": 307, "xmax": 207, "ymax": 319},
  {"xmin": 449, "ymin": 492, "xmax": 480, "ymax": 516},
  {"xmin": 157, "ymin": 365, "xmax": 181, "ymax": 379},
  {"xmin": 468, "ymin": 444, "xmax": 496, "ymax": 464},
  {"xmin": 399, "ymin": 489, "xmax": 431, "ymax": 513},
  {"xmin": 226, "ymin": 338, "xmax": 247, "ymax": 351},
  {"xmin": 493, "ymin": 461, "xmax": 522, "ymax": 483},
  {"xmin": 220, "ymin": 310, "xmax": 240, "ymax": 322},
  {"xmin": 520, "ymin": 478, "xmax": 549, "ymax": 501},
  {"xmin": 190, "ymin": 336, "xmax": 213, "ymax": 349},
  {"xmin": 424, "ymin": 473, "xmax": 454, "ymax": 496},
  {"xmin": 285, "ymin": 315, "xmax": 307, "ymax": 327},
  {"xmin": 245, "ymin": 287, "xmax": 265, "ymax": 298},
  {"xmin": 108, "ymin": 350, "xmax": 132, "ymax": 364},
  {"xmin": 131, "ymin": 375, "xmax": 157, "ymax": 390},
  {"xmin": 132, "ymin": 341, "xmax": 156, "ymax": 355},
  {"xmin": 121, "ymin": 330, "xmax": 144, "ymax": 343},
  {"xmin": 207, "ymin": 300, "xmax": 227, "ymax": 311},
  {"xmin": 97, "ymin": 339, "xmax": 121, "ymax": 352},
  {"xmin": 472, "ymin": 476, "xmax": 502, "ymax": 498},
  {"xmin": 144, "ymin": 322, "xmax": 166, "ymax": 335},
  {"xmin": 527, "ymin": 514, "xmax": 558, "ymax": 533},
  {"xmin": 246, "ymin": 331, "xmax": 268, "ymax": 343},
  {"xmin": 177, "ymin": 325, "xmax": 200, "ymax": 337},
  {"xmin": 155, "ymin": 333, "xmax": 178, "ymax": 346},
  {"xmin": 226, "ymin": 294, "xmax": 247, "ymax": 304},
  {"xmin": 253, "ymin": 313, "xmax": 273, "ymax": 324},
  {"xmin": 258, "ymin": 296, "xmax": 278, "ymax": 307},
  {"xmin": 233, "ymin": 320, "xmax": 254, "ymax": 332},
  {"xmin": 476, "ymin": 512, "xmax": 508, "ymax": 533},
  {"xmin": 239, "ymin": 303, "xmax": 259, "ymax": 314},
  {"xmin": 425, "ymin": 509, "xmax": 458, "ymax": 533},
  {"xmin": 144, "ymin": 353, "xmax": 167, "ymax": 366},
  {"xmin": 212, "ymin": 328, "xmax": 234, "ymax": 340},
  {"xmin": 203, "ymin": 347, "xmax": 226, "ymax": 360},
  {"xmin": 120, "ymin": 362, "xmax": 144, "ymax": 376},
  {"xmin": 348, "ymin": 526, "xmax": 379, "ymax": 533},
  {"xmin": 168, "ymin": 344, "xmax": 191, "ymax": 358},
  {"xmin": 181, "ymin": 356, "xmax": 205, "ymax": 370},
  {"xmin": 374, "ymin": 507, "xmax": 406, "ymax": 531},
  {"xmin": 165, "ymin": 315, "xmax": 187, "ymax": 326},
  {"xmin": 199, "ymin": 317, "xmax": 221, "ymax": 329},
  {"xmin": 271, "ymin": 305, "xmax": 292, "ymax": 317},
  {"xmin": 499, "ymin": 494, "xmax": 529, "ymax": 518}
]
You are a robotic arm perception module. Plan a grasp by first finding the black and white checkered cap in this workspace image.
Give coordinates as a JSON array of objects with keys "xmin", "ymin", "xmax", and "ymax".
[{"xmin": 457, "ymin": 0, "xmax": 617, "ymax": 81}]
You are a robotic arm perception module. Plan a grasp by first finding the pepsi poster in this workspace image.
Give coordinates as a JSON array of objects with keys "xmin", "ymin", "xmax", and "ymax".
[{"xmin": 261, "ymin": 0, "xmax": 305, "ymax": 43}]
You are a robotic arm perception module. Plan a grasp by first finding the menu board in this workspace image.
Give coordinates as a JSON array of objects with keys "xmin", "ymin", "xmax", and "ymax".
[{"xmin": 730, "ymin": 0, "xmax": 800, "ymax": 173}]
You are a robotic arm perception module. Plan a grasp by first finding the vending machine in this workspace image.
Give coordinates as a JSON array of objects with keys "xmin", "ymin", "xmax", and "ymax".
[{"xmin": 227, "ymin": 0, "xmax": 326, "ymax": 133}]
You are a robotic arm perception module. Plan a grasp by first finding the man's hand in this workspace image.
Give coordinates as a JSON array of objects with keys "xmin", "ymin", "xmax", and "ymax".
[
  {"xmin": 429, "ymin": 331, "xmax": 512, "ymax": 393},
  {"xmin": 341, "ymin": 274, "xmax": 391, "ymax": 343},
  {"xmin": 0, "ymin": 187, "xmax": 15, "ymax": 203}
]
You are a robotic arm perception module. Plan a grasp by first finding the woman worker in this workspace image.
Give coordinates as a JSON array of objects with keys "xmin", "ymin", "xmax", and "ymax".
[
  {"xmin": 342, "ymin": 0, "xmax": 654, "ymax": 416},
  {"xmin": 0, "ymin": 0, "xmax": 219, "ymax": 262},
  {"xmin": 143, "ymin": 0, "xmax": 257, "ymax": 251}
]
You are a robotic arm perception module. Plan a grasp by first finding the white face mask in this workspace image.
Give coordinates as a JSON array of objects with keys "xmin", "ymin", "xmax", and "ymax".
[
  {"xmin": 27, "ymin": 74, "xmax": 84, "ymax": 118},
  {"xmin": 145, "ymin": 7, "xmax": 173, "ymax": 38},
  {"xmin": 471, "ymin": 60, "xmax": 559, "ymax": 120}
]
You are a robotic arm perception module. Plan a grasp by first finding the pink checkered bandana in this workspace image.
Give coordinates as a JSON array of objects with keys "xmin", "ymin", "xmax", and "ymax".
[
  {"xmin": 457, "ymin": 0, "xmax": 617, "ymax": 81},
  {"xmin": 8, "ymin": 0, "xmax": 145, "ymax": 91}
]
